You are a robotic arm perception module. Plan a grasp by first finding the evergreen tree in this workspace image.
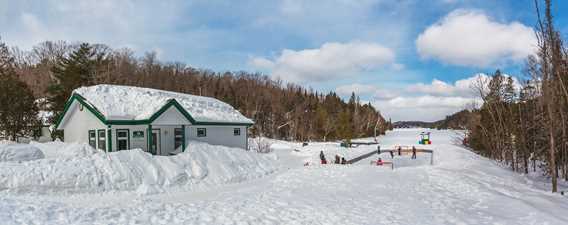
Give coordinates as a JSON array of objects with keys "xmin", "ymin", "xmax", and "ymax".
[
  {"xmin": 337, "ymin": 109, "xmax": 353, "ymax": 142},
  {"xmin": 0, "ymin": 40, "xmax": 39, "ymax": 140},
  {"xmin": 46, "ymin": 43, "xmax": 105, "ymax": 124},
  {"xmin": 0, "ymin": 38, "xmax": 13, "ymax": 75}
]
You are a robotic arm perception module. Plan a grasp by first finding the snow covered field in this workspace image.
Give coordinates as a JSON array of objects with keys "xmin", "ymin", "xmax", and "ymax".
[{"xmin": 1, "ymin": 129, "xmax": 568, "ymax": 224}]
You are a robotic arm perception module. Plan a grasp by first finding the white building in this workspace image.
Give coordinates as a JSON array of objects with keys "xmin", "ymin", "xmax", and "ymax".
[{"xmin": 55, "ymin": 85, "xmax": 253, "ymax": 155}]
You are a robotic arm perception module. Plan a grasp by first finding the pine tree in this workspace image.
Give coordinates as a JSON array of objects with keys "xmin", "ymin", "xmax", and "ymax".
[
  {"xmin": 337, "ymin": 109, "xmax": 353, "ymax": 142},
  {"xmin": 0, "ymin": 40, "xmax": 39, "ymax": 141},
  {"xmin": 0, "ymin": 37, "xmax": 14, "ymax": 76},
  {"xmin": 46, "ymin": 43, "xmax": 103, "ymax": 124}
]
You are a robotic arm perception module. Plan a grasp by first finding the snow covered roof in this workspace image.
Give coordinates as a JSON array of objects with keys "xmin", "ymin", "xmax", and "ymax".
[{"xmin": 72, "ymin": 84, "xmax": 253, "ymax": 125}]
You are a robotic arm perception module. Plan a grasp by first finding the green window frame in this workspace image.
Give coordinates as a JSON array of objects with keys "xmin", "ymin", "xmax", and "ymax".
[
  {"xmin": 234, "ymin": 128, "xmax": 241, "ymax": 136},
  {"xmin": 197, "ymin": 128, "xmax": 206, "ymax": 137},
  {"xmin": 88, "ymin": 130, "xmax": 96, "ymax": 148},
  {"xmin": 116, "ymin": 129, "xmax": 130, "ymax": 151},
  {"xmin": 97, "ymin": 129, "xmax": 106, "ymax": 151}
]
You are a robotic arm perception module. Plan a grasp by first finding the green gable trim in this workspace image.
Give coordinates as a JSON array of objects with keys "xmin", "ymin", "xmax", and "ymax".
[
  {"xmin": 148, "ymin": 99, "xmax": 197, "ymax": 124},
  {"xmin": 55, "ymin": 94, "xmax": 107, "ymax": 129},
  {"xmin": 56, "ymin": 93, "xmax": 254, "ymax": 128}
]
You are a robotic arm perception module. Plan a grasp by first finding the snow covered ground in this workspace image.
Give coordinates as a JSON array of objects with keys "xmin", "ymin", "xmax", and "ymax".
[{"xmin": 1, "ymin": 129, "xmax": 568, "ymax": 224}]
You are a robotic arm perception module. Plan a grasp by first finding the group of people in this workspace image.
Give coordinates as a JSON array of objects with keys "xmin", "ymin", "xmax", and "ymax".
[
  {"xmin": 375, "ymin": 145, "xmax": 418, "ymax": 167},
  {"xmin": 319, "ymin": 151, "xmax": 347, "ymax": 165},
  {"xmin": 376, "ymin": 145, "xmax": 418, "ymax": 161},
  {"xmin": 319, "ymin": 145, "xmax": 419, "ymax": 167}
]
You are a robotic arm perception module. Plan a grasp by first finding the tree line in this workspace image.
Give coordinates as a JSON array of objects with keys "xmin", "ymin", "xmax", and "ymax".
[
  {"xmin": 464, "ymin": 0, "xmax": 567, "ymax": 193},
  {"xmin": 0, "ymin": 40, "xmax": 391, "ymax": 143}
]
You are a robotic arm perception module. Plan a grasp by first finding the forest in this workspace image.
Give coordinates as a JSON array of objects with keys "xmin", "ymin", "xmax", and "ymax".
[
  {"xmin": 463, "ymin": 0, "xmax": 567, "ymax": 193},
  {"xmin": 0, "ymin": 39, "xmax": 390, "ymax": 143}
]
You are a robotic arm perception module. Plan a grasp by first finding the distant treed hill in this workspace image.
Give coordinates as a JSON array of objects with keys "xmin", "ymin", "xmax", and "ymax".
[
  {"xmin": 393, "ymin": 121, "xmax": 436, "ymax": 128},
  {"xmin": 8, "ymin": 41, "xmax": 391, "ymax": 142},
  {"xmin": 394, "ymin": 110, "xmax": 471, "ymax": 130}
]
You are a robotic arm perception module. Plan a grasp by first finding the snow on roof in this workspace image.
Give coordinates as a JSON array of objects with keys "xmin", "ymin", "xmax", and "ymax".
[{"xmin": 73, "ymin": 85, "xmax": 253, "ymax": 124}]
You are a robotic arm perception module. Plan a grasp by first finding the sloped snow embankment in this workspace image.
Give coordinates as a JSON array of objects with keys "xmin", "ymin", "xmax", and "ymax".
[
  {"xmin": 0, "ymin": 144, "xmax": 45, "ymax": 162},
  {"xmin": 0, "ymin": 141, "xmax": 277, "ymax": 195}
]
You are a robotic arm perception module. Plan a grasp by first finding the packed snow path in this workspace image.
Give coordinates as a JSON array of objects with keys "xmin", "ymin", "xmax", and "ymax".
[{"xmin": 2, "ymin": 129, "xmax": 568, "ymax": 224}]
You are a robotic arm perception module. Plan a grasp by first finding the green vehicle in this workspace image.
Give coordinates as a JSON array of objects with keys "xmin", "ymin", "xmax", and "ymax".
[{"xmin": 419, "ymin": 132, "xmax": 432, "ymax": 145}]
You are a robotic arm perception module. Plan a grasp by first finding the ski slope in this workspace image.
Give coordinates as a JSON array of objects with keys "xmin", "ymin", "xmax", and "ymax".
[{"xmin": 1, "ymin": 129, "xmax": 568, "ymax": 224}]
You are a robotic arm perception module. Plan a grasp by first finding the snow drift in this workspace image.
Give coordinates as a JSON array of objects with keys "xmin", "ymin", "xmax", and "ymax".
[
  {"xmin": 0, "ymin": 141, "xmax": 277, "ymax": 194},
  {"xmin": 0, "ymin": 144, "xmax": 44, "ymax": 162}
]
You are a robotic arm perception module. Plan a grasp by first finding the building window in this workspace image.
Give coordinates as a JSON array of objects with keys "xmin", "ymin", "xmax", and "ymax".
[
  {"xmin": 197, "ymin": 128, "xmax": 206, "ymax": 137},
  {"xmin": 97, "ymin": 130, "xmax": 106, "ymax": 151},
  {"xmin": 174, "ymin": 128, "xmax": 183, "ymax": 150},
  {"xmin": 132, "ymin": 131, "xmax": 144, "ymax": 138},
  {"xmin": 88, "ymin": 130, "xmax": 96, "ymax": 148},
  {"xmin": 234, "ymin": 128, "xmax": 241, "ymax": 136},
  {"xmin": 116, "ymin": 129, "xmax": 129, "ymax": 151}
]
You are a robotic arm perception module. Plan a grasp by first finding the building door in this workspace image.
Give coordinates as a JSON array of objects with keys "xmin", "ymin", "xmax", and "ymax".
[
  {"xmin": 116, "ymin": 129, "xmax": 129, "ymax": 151},
  {"xmin": 151, "ymin": 129, "xmax": 161, "ymax": 155}
]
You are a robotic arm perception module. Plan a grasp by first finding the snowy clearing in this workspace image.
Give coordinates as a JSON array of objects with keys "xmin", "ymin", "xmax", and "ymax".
[{"xmin": 1, "ymin": 129, "xmax": 568, "ymax": 224}]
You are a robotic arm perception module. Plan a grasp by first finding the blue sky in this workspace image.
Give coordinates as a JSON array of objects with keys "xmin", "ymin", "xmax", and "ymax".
[{"xmin": 1, "ymin": 0, "xmax": 566, "ymax": 121}]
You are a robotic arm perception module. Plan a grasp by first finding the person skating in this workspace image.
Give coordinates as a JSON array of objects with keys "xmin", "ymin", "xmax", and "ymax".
[
  {"xmin": 335, "ymin": 154, "xmax": 341, "ymax": 164},
  {"xmin": 320, "ymin": 151, "xmax": 327, "ymax": 164},
  {"xmin": 389, "ymin": 150, "xmax": 394, "ymax": 158},
  {"xmin": 341, "ymin": 157, "xmax": 347, "ymax": 164},
  {"xmin": 397, "ymin": 146, "xmax": 402, "ymax": 156},
  {"xmin": 411, "ymin": 146, "xmax": 417, "ymax": 159}
]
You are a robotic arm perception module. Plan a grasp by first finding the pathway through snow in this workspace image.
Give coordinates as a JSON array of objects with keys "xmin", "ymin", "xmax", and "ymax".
[{"xmin": 1, "ymin": 129, "xmax": 568, "ymax": 224}]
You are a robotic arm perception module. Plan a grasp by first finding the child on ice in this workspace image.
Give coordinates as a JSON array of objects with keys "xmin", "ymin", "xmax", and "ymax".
[
  {"xmin": 320, "ymin": 151, "xmax": 327, "ymax": 164},
  {"xmin": 376, "ymin": 158, "xmax": 384, "ymax": 166}
]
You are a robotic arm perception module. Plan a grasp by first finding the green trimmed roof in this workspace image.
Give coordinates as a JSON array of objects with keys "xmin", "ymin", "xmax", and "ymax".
[{"xmin": 56, "ymin": 85, "xmax": 253, "ymax": 129}]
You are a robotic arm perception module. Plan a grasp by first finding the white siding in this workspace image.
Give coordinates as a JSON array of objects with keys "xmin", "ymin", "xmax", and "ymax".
[
  {"xmin": 187, "ymin": 125, "xmax": 247, "ymax": 149},
  {"xmin": 60, "ymin": 101, "xmax": 106, "ymax": 145},
  {"xmin": 151, "ymin": 107, "xmax": 191, "ymax": 155},
  {"xmin": 151, "ymin": 106, "xmax": 191, "ymax": 125},
  {"xmin": 59, "ymin": 100, "xmax": 249, "ymax": 153}
]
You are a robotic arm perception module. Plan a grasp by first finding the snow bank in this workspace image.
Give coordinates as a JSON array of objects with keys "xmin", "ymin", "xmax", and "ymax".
[
  {"xmin": 0, "ymin": 141, "xmax": 276, "ymax": 194},
  {"xmin": 0, "ymin": 144, "xmax": 44, "ymax": 162},
  {"xmin": 29, "ymin": 141, "xmax": 97, "ymax": 159},
  {"xmin": 74, "ymin": 84, "xmax": 253, "ymax": 124}
]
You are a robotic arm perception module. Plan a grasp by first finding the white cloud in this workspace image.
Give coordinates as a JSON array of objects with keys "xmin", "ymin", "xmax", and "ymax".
[
  {"xmin": 335, "ymin": 73, "xmax": 517, "ymax": 121},
  {"xmin": 406, "ymin": 73, "xmax": 489, "ymax": 97},
  {"xmin": 249, "ymin": 57, "xmax": 275, "ymax": 69},
  {"xmin": 375, "ymin": 95, "xmax": 475, "ymax": 122},
  {"xmin": 384, "ymin": 95, "xmax": 473, "ymax": 109},
  {"xmin": 336, "ymin": 83, "xmax": 379, "ymax": 96},
  {"xmin": 336, "ymin": 83, "xmax": 399, "ymax": 100},
  {"xmin": 250, "ymin": 41, "xmax": 395, "ymax": 82},
  {"xmin": 416, "ymin": 9, "xmax": 537, "ymax": 67}
]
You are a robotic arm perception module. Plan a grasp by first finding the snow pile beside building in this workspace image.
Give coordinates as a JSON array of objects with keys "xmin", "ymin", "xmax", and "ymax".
[
  {"xmin": 0, "ymin": 141, "xmax": 277, "ymax": 194},
  {"xmin": 0, "ymin": 144, "xmax": 45, "ymax": 162},
  {"xmin": 29, "ymin": 141, "xmax": 97, "ymax": 159}
]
